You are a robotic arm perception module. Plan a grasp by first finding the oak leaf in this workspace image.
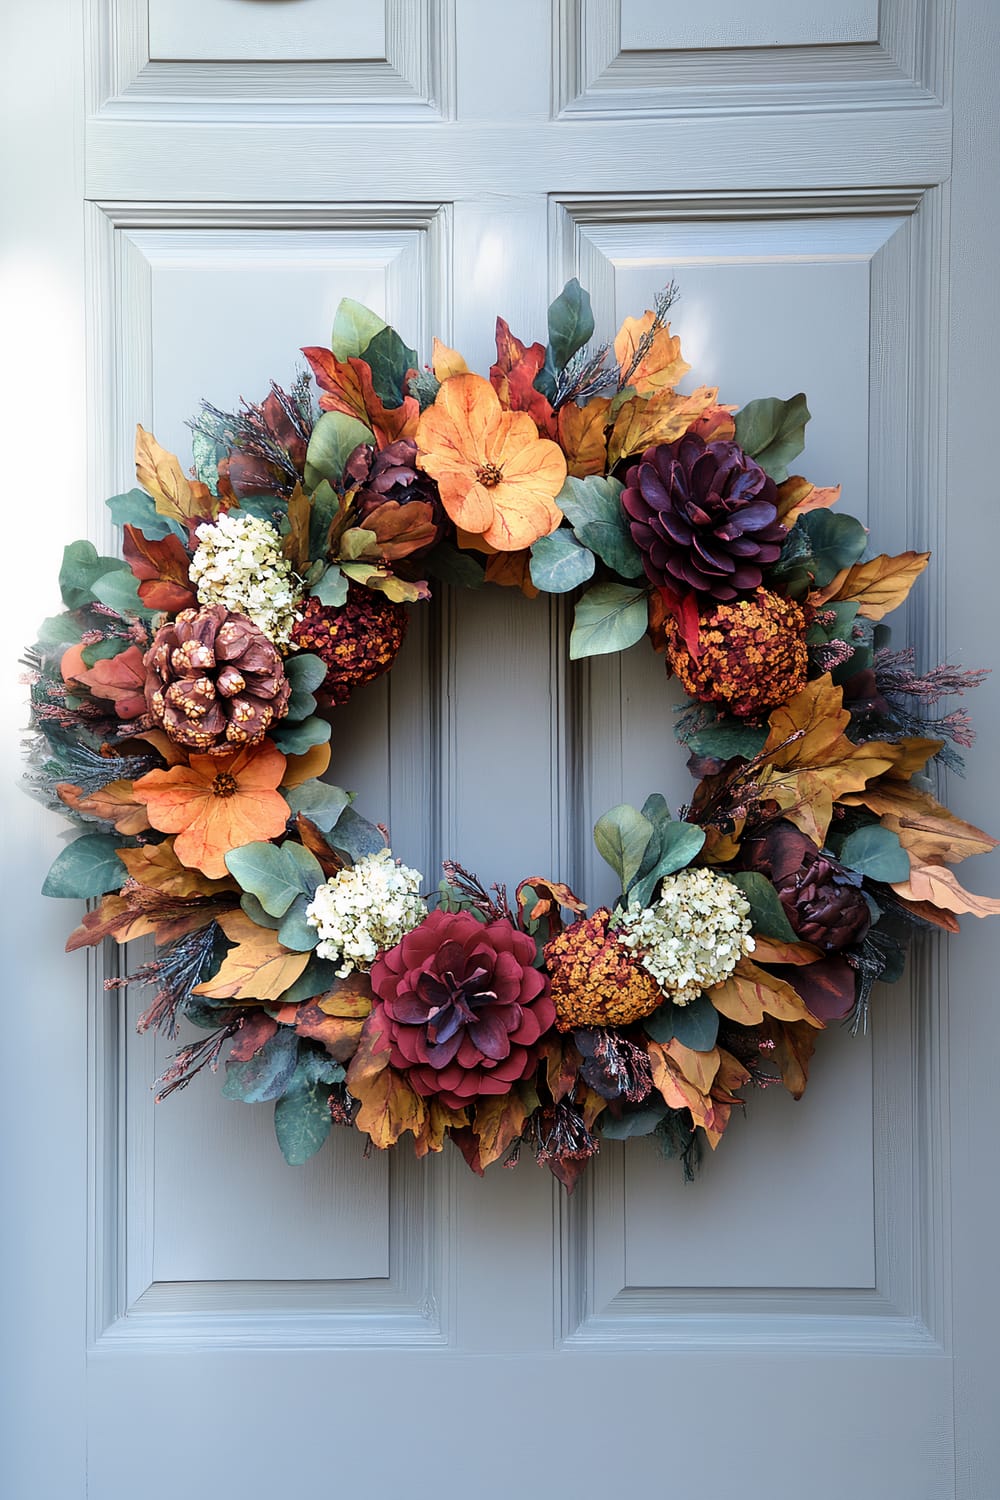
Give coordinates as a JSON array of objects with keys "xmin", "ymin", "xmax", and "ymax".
[
  {"xmin": 472, "ymin": 1091, "xmax": 529, "ymax": 1169},
  {"xmin": 57, "ymin": 779, "xmax": 151, "ymax": 836},
  {"xmin": 353, "ymin": 1066, "xmax": 426, "ymax": 1149},
  {"xmin": 192, "ymin": 907, "xmax": 310, "ymax": 1002},
  {"xmin": 842, "ymin": 781, "xmax": 996, "ymax": 865},
  {"xmin": 413, "ymin": 1100, "xmax": 468, "ymax": 1158},
  {"xmin": 301, "ymin": 348, "xmax": 419, "ymax": 448},
  {"xmin": 61, "ymin": 642, "xmax": 149, "ymax": 719}
]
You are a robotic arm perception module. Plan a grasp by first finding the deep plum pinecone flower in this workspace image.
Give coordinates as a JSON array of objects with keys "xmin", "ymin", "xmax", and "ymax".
[
  {"xmin": 345, "ymin": 439, "xmax": 447, "ymax": 553},
  {"xmin": 291, "ymin": 584, "xmax": 408, "ymax": 707},
  {"xmin": 144, "ymin": 604, "xmax": 290, "ymax": 754},
  {"xmin": 371, "ymin": 908, "xmax": 556, "ymax": 1109},
  {"xmin": 621, "ymin": 433, "xmax": 787, "ymax": 600},
  {"xmin": 742, "ymin": 822, "xmax": 871, "ymax": 953}
]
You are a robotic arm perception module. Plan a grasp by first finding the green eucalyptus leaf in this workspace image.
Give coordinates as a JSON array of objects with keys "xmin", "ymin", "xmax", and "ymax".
[
  {"xmin": 733, "ymin": 393, "xmax": 810, "ymax": 483},
  {"xmin": 106, "ymin": 488, "xmax": 184, "ymax": 540},
  {"xmin": 230, "ymin": 495, "xmax": 288, "ymax": 527},
  {"xmin": 529, "ymin": 528, "xmax": 595, "ymax": 593},
  {"xmin": 280, "ymin": 958, "xmax": 343, "ymax": 1006},
  {"xmin": 643, "ymin": 994, "xmax": 720, "ymax": 1052},
  {"xmin": 284, "ymin": 652, "xmax": 327, "ymax": 721},
  {"xmin": 269, "ymin": 716, "xmax": 332, "ymax": 756},
  {"xmin": 685, "ymin": 722, "xmax": 769, "ymax": 761},
  {"xmin": 600, "ymin": 1104, "xmax": 668, "ymax": 1140},
  {"xmin": 627, "ymin": 822, "xmax": 706, "ymax": 908},
  {"xmin": 274, "ymin": 1077, "xmax": 334, "ymax": 1164},
  {"xmin": 594, "ymin": 804, "xmax": 654, "ymax": 892},
  {"xmin": 59, "ymin": 540, "xmax": 122, "ymax": 610},
  {"xmin": 805, "ymin": 599, "xmax": 860, "ymax": 645},
  {"xmin": 363, "ymin": 325, "xmax": 419, "ymax": 410},
  {"xmin": 304, "ymin": 410, "xmax": 375, "ymax": 491},
  {"xmin": 797, "ymin": 509, "xmax": 868, "ymax": 588},
  {"xmin": 726, "ymin": 871, "xmax": 798, "ymax": 942},
  {"xmin": 330, "ymin": 298, "xmax": 389, "ymax": 361},
  {"xmin": 339, "ymin": 527, "xmax": 379, "ymax": 562},
  {"xmin": 239, "ymin": 892, "xmax": 282, "ymax": 931},
  {"xmin": 283, "ymin": 782, "xmax": 353, "ymax": 833},
  {"xmin": 640, "ymin": 793, "xmax": 672, "ymax": 829},
  {"xmin": 570, "ymin": 582, "xmax": 649, "ymax": 660},
  {"xmin": 223, "ymin": 1027, "xmax": 299, "ymax": 1104},
  {"xmin": 225, "ymin": 842, "xmax": 320, "ymax": 918},
  {"xmin": 556, "ymin": 474, "xmax": 644, "ymax": 579},
  {"xmin": 278, "ymin": 893, "xmax": 321, "ymax": 952},
  {"xmin": 839, "ymin": 824, "xmax": 911, "ymax": 883},
  {"xmin": 423, "ymin": 542, "xmax": 485, "ymax": 589},
  {"xmin": 90, "ymin": 569, "xmax": 156, "ymax": 619},
  {"xmin": 536, "ymin": 277, "xmax": 596, "ymax": 399},
  {"xmin": 308, "ymin": 479, "xmax": 343, "ymax": 559},
  {"xmin": 42, "ymin": 834, "xmax": 127, "ymax": 899},
  {"xmin": 311, "ymin": 564, "xmax": 349, "ymax": 607},
  {"xmin": 328, "ymin": 806, "xmax": 387, "ymax": 863}
]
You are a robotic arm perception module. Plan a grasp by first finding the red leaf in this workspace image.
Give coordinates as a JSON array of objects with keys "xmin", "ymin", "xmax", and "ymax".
[
  {"xmin": 229, "ymin": 1012, "xmax": 278, "ymax": 1062},
  {"xmin": 122, "ymin": 524, "xmax": 197, "ymax": 613}
]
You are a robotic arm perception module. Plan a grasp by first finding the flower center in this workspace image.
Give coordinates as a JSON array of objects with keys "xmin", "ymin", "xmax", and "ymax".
[
  {"xmin": 211, "ymin": 771, "xmax": 238, "ymax": 798},
  {"xmin": 475, "ymin": 462, "xmax": 504, "ymax": 489}
]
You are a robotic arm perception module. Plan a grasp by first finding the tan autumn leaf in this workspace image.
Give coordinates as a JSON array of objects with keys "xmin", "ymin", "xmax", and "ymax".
[
  {"xmin": 192, "ymin": 908, "xmax": 309, "ymax": 1002},
  {"xmin": 472, "ymin": 1091, "xmax": 529, "ymax": 1169},
  {"xmin": 353, "ymin": 1066, "xmax": 427, "ymax": 1149},
  {"xmin": 541, "ymin": 1036, "xmax": 581, "ymax": 1104},
  {"xmin": 763, "ymin": 673, "xmax": 850, "ymax": 768},
  {"xmin": 750, "ymin": 935, "xmax": 822, "ymax": 967},
  {"xmin": 774, "ymin": 477, "xmax": 841, "ymax": 527},
  {"xmin": 65, "ymin": 891, "xmax": 159, "ymax": 951},
  {"xmin": 708, "ymin": 957, "xmax": 823, "ymax": 1028},
  {"xmin": 663, "ymin": 1038, "xmax": 721, "ymax": 1094},
  {"xmin": 647, "ymin": 1041, "xmax": 716, "ymax": 1132},
  {"xmin": 762, "ymin": 1018, "xmax": 817, "ymax": 1100},
  {"xmin": 613, "ymin": 314, "xmax": 690, "ymax": 395},
  {"xmin": 607, "ymin": 385, "xmax": 717, "ymax": 469},
  {"xmin": 282, "ymin": 741, "xmax": 332, "ymax": 789},
  {"xmin": 576, "ymin": 1082, "xmax": 607, "ymax": 1131},
  {"xmin": 344, "ymin": 1011, "xmax": 392, "ymax": 1096},
  {"xmin": 432, "ymin": 338, "xmax": 469, "ymax": 381},
  {"xmin": 135, "ymin": 425, "xmax": 217, "ymax": 524},
  {"xmin": 282, "ymin": 483, "xmax": 312, "ymax": 572},
  {"xmin": 890, "ymin": 864, "xmax": 1000, "ymax": 918},
  {"xmin": 57, "ymin": 779, "xmax": 151, "ymax": 836},
  {"xmin": 844, "ymin": 781, "xmax": 997, "ymax": 865},
  {"xmin": 703, "ymin": 1048, "xmax": 752, "ymax": 1148},
  {"xmin": 413, "ymin": 1100, "xmax": 468, "ymax": 1158},
  {"xmin": 827, "ymin": 551, "xmax": 931, "ymax": 621},
  {"xmin": 557, "ymin": 396, "xmax": 610, "ymax": 478},
  {"xmin": 317, "ymin": 976, "xmax": 374, "ymax": 1020},
  {"xmin": 117, "ymin": 838, "xmax": 234, "ymax": 897},
  {"xmin": 292, "ymin": 1003, "xmax": 365, "ymax": 1061}
]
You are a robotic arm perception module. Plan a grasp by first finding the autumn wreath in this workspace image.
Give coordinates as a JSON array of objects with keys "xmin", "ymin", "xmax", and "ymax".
[{"xmin": 23, "ymin": 282, "xmax": 1000, "ymax": 1188}]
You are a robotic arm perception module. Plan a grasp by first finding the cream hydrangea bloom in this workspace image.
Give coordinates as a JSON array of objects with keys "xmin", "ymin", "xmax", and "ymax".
[
  {"xmin": 305, "ymin": 848, "xmax": 425, "ymax": 978},
  {"xmin": 190, "ymin": 512, "xmax": 303, "ymax": 646},
  {"xmin": 612, "ymin": 868, "xmax": 754, "ymax": 1005}
]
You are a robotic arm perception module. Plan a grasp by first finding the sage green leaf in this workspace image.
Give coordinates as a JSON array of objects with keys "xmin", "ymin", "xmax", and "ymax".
[
  {"xmin": 627, "ymin": 821, "xmax": 706, "ymax": 908},
  {"xmin": 548, "ymin": 278, "xmax": 594, "ymax": 373},
  {"xmin": 106, "ymin": 488, "xmax": 184, "ymax": 540},
  {"xmin": 805, "ymin": 599, "xmax": 860, "ymax": 646},
  {"xmin": 726, "ymin": 871, "xmax": 798, "ymax": 942},
  {"xmin": 269, "ymin": 715, "xmax": 331, "ymax": 755},
  {"xmin": 364, "ymin": 325, "xmax": 419, "ymax": 410},
  {"xmin": 90, "ymin": 569, "xmax": 155, "ymax": 619},
  {"xmin": 311, "ymin": 564, "xmax": 349, "ymax": 607},
  {"xmin": 231, "ymin": 495, "xmax": 287, "ymax": 527},
  {"xmin": 644, "ymin": 994, "xmax": 720, "ymax": 1052},
  {"xmin": 600, "ymin": 1104, "xmax": 668, "ymax": 1139},
  {"xmin": 225, "ymin": 841, "xmax": 321, "ymax": 918},
  {"xmin": 330, "ymin": 297, "xmax": 388, "ymax": 361},
  {"xmin": 569, "ymin": 582, "xmax": 649, "ymax": 660},
  {"xmin": 556, "ymin": 475, "xmax": 644, "ymax": 579},
  {"xmin": 190, "ymin": 429, "xmax": 224, "ymax": 495},
  {"xmin": 42, "ymin": 834, "xmax": 127, "ymax": 898},
  {"xmin": 240, "ymin": 892, "xmax": 282, "ymax": 930},
  {"xmin": 278, "ymin": 893, "xmax": 321, "ymax": 952},
  {"xmin": 328, "ymin": 806, "xmax": 387, "ymax": 863},
  {"xmin": 284, "ymin": 652, "xmax": 327, "ymax": 721},
  {"xmin": 339, "ymin": 527, "xmax": 379, "ymax": 562},
  {"xmin": 283, "ymin": 782, "xmax": 353, "ymax": 832},
  {"xmin": 685, "ymin": 722, "xmax": 769, "ymax": 761},
  {"xmin": 797, "ymin": 509, "xmax": 868, "ymax": 588},
  {"xmin": 640, "ymin": 792, "xmax": 672, "ymax": 828},
  {"xmin": 34, "ymin": 613, "xmax": 83, "ymax": 651},
  {"xmin": 304, "ymin": 410, "xmax": 374, "ymax": 490},
  {"xmin": 59, "ymin": 540, "xmax": 122, "ymax": 610},
  {"xmin": 839, "ymin": 824, "xmax": 911, "ymax": 883},
  {"xmin": 733, "ymin": 393, "xmax": 810, "ymax": 483},
  {"xmin": 594, "ymin": 804, "xmax": 654, "ymax": 891},
  {"xmin": 279, "ymin": 958, "xmax": 343, "ymax": 1006},
  {"xmin": 423, "ymin": 542, "xmax": 485, "ymax": 589},
  {"xmin": 529, "ymin": 528, "xmax": 595, "ymax": 593},
  {"xmin": 223, "ymin": 1028, "xmax": 299, "ymax": 1104},
  {"xmin": 274, "ymin": 1077, "xmax": 334, "ymax": 1164}
]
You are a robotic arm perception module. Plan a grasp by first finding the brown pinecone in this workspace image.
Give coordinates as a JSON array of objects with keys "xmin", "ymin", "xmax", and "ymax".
[{"xmin": 144, "ymin": 604, "xmax": 291, "ymax": 755}]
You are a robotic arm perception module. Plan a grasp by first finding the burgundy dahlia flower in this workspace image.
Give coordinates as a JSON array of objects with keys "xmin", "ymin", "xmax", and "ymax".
[{"xmin": 370, "ymin": 908, "xmax": 556, "ymax": 1109}]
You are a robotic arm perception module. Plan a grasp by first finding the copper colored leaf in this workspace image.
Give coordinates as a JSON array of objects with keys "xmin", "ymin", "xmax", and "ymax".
[
  {"xmin": 293, "ymin": 815, "xmax": 345, "ymax": 880},
  {"xmin": 291, "ymin": 1003, "xmax": 365, "ymax": 1061},
  {"xmin": 344, "ymin": 1011, "xmax": 393, "ymax": 1096},
  {"xmin": 662, "ymin": 1038, "xmax": 721, "ymax": 1094},
  {"xmin": 317, "ymin": 976, "xmax": 374, "ymax": 1019},
  {"xmin": 229, "ymin": 1012, "xmax": 279, "ymax": 1063},
  {"xmin": 750, "ymin": 936, "xmax": 822, "ymax": 967},
  {"xmin": 606, "ymin": 385, "xmax": 717, "ymax": 469},
  {"xmin": 541, "ymin": 1036, "xmax": 581, "ymax": 1104},
  {"xmin": 301, "ymin": 348, "xmax": 419, "ymax": 448},
  {"xmin": 890, "ymin": 864, "xmax": 1000, "ymax": 918},
  {"xmin": 413, "ymin": 1101, "xmax": 468, "ymax": 1158},
  {"xmin": 516, "ymin": 875, "xmax": 587, "ymax": 936},
  {"xmin": 192, "ymin": 907, "xmax": 310, "ymax": 1002},
  {"xmin": 708, "ymin": 957, "xmax": 823, "ymax": 1028},
  {"xmin": 355, "ymin": 499, "xmax": 438, "ymax": 560},
  {"xmin": 122, "ymin": 525, "xmax": 198, "ymax": 613},
  {"xmin": 57, "ymin": 779, "xmax": 151, "ymax": 836},
  {"xmin": 774, "ymin": 477, "xmax": 841, "ymax": 527},
  {"xmin": 283, "ymin": 484, "xmax": 312, "ymax": 573},
  {"xmin": 472, "ymin": 1091, "xmax": 529, "ymax": 1169},
  {"xmin": 647, "ymin": 1041, "xmax": 716, "ymax": 1132},
  {"xmin": 353, "ymin": 1066, "xmax": 426, "ymax": 1149},
  {"xmin": 118, "ymin": 839, "xmax": 234, "ymax": 897},
  {"xmin": 135, "ymin": 426, "xmax": 217, "ymax": 524},
  {"xmin": 763, "ymin": 1018, "xmax": 817, "ymax": 1100},
  {"xmin": 63, "ymin": 640, "xmax": 150, "ymax": 718},
  {"xmin": 557, "ymin": 397, "xmax": 610, "ymax": 478}
]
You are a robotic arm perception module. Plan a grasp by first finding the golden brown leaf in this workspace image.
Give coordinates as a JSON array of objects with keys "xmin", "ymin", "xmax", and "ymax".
[
  {"xmin": 708, "ymin": 957, "xmax": 823, "ymax": 1028},
  {"xmin": 344, "ymin": 1011, "xmax": 392, "ymax": 1095},
  {"xmin": 282, "ymin": 741, "xmax": 332, "ymax": 789},
  {"xmin": 663, "ymin": 1038, "xmax": 721, "ymax": 1094},
  {"xmin": 762, "ymin": 1017, "xmax": 817, "ymax": 1100},
  {"xmin": 117, "ymin": 839, "xmax": 235, "ymax": 897},
  {"xmin": 472, "ymin": 1091, "xmax": 529, "ymax": 1169},
  {"xmin": 317, "ymin": 976, "xmax": 374, "ymax": 1019},
  {"xmin": 890, "ymin": 864, "xmax": 1000, "ymax": 918},
  {"xmin": 353, "ymin": 1067, "xmax": 426, "ymax": 1149},
  {"xmin": 135, "ymin": 425, "xmax": 217, "ymax": 524},
  {"xmin": 774, "ymin": 477, "xmax": 841, "ymax": 527},
  {"xmin": 827, "ymin": 551, "xmax": 930, "ymax": 620},
  {"xmin": 57, "ymin": 779, "xmax": 151, "ymax": 836},
  {"xmin": 647, "ymin": 1041, "xmax": 716, "ymax": 1132},
  {"xmin": 750, "ymin": 936, "xmax": 822, "ymax": 967},
  {"xmin": 843, "ymin": 781, "xmax": 997, "ymax": 865},
  {"xmin": 432, "ymin": 339, "xmax": 469, "ymax": 381},
  {"xmin": 282, "ymin": 483, "xmax": 312, "ymax": 572},
  {"xmin": 413, "ymin": 1101, "xmax": 468, "ymax": 1158},
  {"xmin": 192, "ymin": 908, "xmax": 309, "ymax": 1002},
  {"xmin": 541, "ymin": 1036, "xmax": 581, "ymax": 1104},
  {"xmin": 613, "ymin": 314, "xmax": 690, "ymax": 395},
  {"xmin": 292, "ymin": 1004, "xmax": 365, "ymax": 1061},
  {"xmin": 557, "ymin": 397, "xmax": 610, "ymax": 477},
  {"xmin": 607, "ymin": 385, "xmax": 717, "ymax": 469}
]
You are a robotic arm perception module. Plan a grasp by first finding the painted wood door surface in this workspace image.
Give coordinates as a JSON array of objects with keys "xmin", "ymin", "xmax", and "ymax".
[{"xmin": 3, "ymin": 2, "xmax": 1000, "ymax": 1496}]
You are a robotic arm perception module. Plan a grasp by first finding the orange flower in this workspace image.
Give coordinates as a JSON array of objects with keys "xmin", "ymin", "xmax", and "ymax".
[
  {"xmin": 132, "ymin": 739, "xmax": 290, "ymax": 879},
  {"xmin": 415, "ymin": 373, "xmax": 566, "ymax": 551}
]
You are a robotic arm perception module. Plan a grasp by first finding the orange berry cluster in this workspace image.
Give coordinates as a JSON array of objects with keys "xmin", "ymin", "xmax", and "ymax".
[
  {"xmin": 664, "ymin": 587, "xmax": 808, "ymax": 720},
  {"xmin": 544, "ymin": 907, "xmax": 663, "ymax": 1032}
]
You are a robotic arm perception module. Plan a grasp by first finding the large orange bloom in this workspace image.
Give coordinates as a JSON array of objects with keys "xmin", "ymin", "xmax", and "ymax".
[
  {"xmin": 132, "ymin": 739, "xmax": 290, "ymax": 879},
  {"xmin": 415, "ymin": 373, "xmax": 566, "ymax": 551}
]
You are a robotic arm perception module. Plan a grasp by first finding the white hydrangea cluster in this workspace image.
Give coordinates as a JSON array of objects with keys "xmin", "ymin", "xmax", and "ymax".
[
  {"xmin": 305, "ymin": 849, "xmax": 426, "ymax": 977},
  {"xmin": 190, "ymin": 512, "xmax": 303, "ymax": 646},
  {"xmin": 612, "ymin": 868, "xmax": 754, "ymax": 1006}
]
